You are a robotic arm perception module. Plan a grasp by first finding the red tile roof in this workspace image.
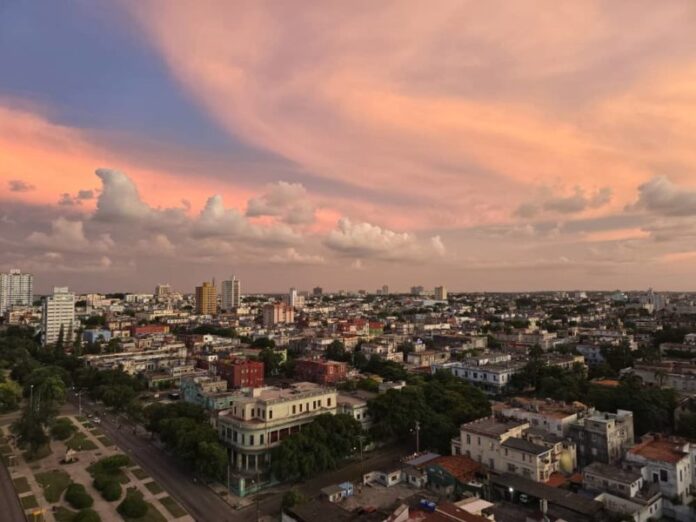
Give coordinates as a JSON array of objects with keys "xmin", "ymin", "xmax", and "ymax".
[{"xmin": 432, "ymin": 455, "xmax": 481, "ymax": 482}]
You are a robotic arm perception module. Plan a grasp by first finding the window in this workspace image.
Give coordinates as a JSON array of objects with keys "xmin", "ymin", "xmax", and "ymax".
[
  {"xmin": 660, "ymin": 469, "xmax": 668, "ymax": 482},
  {"xmin": 260, "ymin": 434, "xmax": 264, "ymax": 445},
  {"xmin": 466, "ymin": 434, "xmax": 471, "ymax": 445},
  {"xmin": 249, "ymin": 435, "xmax": 254, "ymax": 446},
  {"xmin": 299, "ymin": 404, "xmax": 303, "ymax": 412},
  {"xmin": 269, "ymin": 409, "xmax": 273, "ymax": 419},
  {"xmin": 327, "ymin": 398, "xmax": 332, "ymax": 407},
  {"xmin": 292, "ymin": 405, "xmax": 296, "ymax": 414}
]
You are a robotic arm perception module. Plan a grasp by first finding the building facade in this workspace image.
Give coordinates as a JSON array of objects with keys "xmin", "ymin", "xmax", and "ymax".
[
  {"xmin": 294, "ymin": 358, "xmax": 347, "ymax": 385},
  {"xmin": 216, "ymin": 358, "xmax": 265, "ymax": 389},
  {"xmin": 221, "ymin": 276, "xmax": 241, "ymax": 310},
  {"xmin": 262, "ymin": 302, "xmax": 295, "ymax": 327},
  {"xmin": 42, "ymin": 286, "xmax": 75, "ymax": 346},
  {"xmin": 217, "ymin": 382, "xmax": 337, "ymax": 472},
  {"xmin": 568, "ymin": 409, "xmax": 634, "ymax": 467},
  {"xmin": 0, "ymin": 269, "xmax": 33, "ymax": 313},
  {"xmin": 195, "ymin": 281, "xmax": 217, "ymax": 315}
]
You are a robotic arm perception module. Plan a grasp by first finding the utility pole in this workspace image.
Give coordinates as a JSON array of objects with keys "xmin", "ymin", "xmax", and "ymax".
[{"xmin": 29, "ymin": 384, "xmax": 34, "ymax": 413}]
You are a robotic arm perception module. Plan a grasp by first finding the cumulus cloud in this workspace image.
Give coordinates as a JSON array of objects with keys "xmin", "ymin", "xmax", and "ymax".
[
  {"xmin": 195, "ymin": 194, "xmax": 300, "ymax": 245},
  {"xmin": 26, "ymin": 217, "xmax": 113, "ymax": 252},
  {"xmin": 269, "ymin": 248, "xmax": 325, "ymax": 265},
  {"xmin": 94, "ymin": 168, "xmax": 167, "ymax": 222},
  {"xmin": 325, "ymin": 218, "xmax": 445, "ymax": 261},
  {"xmin": 632, "ymin": 176, "xmax": 696, "ymax": 216},
  {"xmin": 8, "ymin": 179, "xmax": 35, "ymax": 192},
  {"xmin": 246, "ymin": 181, "xmax": 316, "ymax": 225}
]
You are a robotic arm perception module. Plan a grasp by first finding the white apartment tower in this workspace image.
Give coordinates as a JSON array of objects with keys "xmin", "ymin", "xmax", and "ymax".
[
  {"xmin": 0, "ymin": 269, "xmax": 33, "ymax": 313},
  {"xmin": 434, "ymin": 285, "xmax": 448, "ymax": 301},
  {"xmin": 42, "ymin": 287, "xmax": 76, "ymax": 346},
  {"xmin": 221, "ymin": 276, "xmax": 241, "ymax": 310}
]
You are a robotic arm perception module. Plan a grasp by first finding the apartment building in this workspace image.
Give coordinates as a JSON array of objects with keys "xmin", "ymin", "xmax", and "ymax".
[
  {"xmin": 583, "ymin": 462, "xmax": 662, "ymax": 522},
  {"xmin": 294, "ymin": 357, "xmax": 347, "ymax": 385},
  {"xmin": 625, "ymin": 361, "xmax": 696, "ymax": 394},
  {"xmin": 262, "ymin": 302, "xmax": 295, "ymax": 327},
  {"xmin": 218, "ymin": 382, "xmax": 337, "ymax": 472},
  {"xmin": 195, "ymin": 281, "xmax": 217, "ymax": 315},
  {"xmin": 82, "ymin": 343, "xmax": 187, "ymax": 374},
  {"xmin": 221, "ymin": 276, "xmax": 241, "ymax": 310},
  {"xmin": 42, "ymin": 286, "xmax": 76, "ymax": 346},
  {"xmin": 568, "ymin": 410, "xmax": 634, "ymax": 467},
  {"xmin": 451, "ymin": 416, "xmax": 576, "ymax": 482},
  {"xmin": 180, "ymin": 376, "xmax": 239, "ymax": 411},
  {"xmin": 625, "ymin": 435, "xmax": 696, "ymax": 520},
  {"xmin": 0, "ymin": 268, "xmax": 33, "ymax": 313},
  {"xmin": 216, "ymin": 357, "xmax": 264, "ymax": 389},
  {"xmin": 434, "ymin": 355, "xmax": 525, "ymax": 393},
  {"xmin": 495, "ymin": 397, "xmax": 589, "ymax": 437}
]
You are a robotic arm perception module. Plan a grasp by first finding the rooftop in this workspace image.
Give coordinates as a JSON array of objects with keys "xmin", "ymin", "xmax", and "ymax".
[
  {"xmin": 461, "ymin": 416, "xmax": 527, "ymax": 438},
  {"xmin": 628, "ymin": 435, "xmax": 688, "ymax": 464},
  {"xmin": 583, "ymin": 462, "xmax": 641, "ymax": 484},
  {"xmin": 501, "ymin": 437, "xmax": 549, "ymax": 456}
]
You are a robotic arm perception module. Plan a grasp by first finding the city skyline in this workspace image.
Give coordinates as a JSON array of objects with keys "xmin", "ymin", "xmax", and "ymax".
[{"xmin": 3, "ymin": 2, "xmax": 696, "ymax": 292}]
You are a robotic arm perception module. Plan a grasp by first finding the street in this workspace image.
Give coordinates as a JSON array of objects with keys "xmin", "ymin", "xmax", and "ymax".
[
  {"xmin": 0, "ymin": 456, "xmax": 25, "ymax": 522},
  {"xmin": 70, "ymin": 397, "xmax": 239, "ymax": 522},
  {"xmin": 71, "ymin": 396, "xmax": 408, "ymax": 522}
]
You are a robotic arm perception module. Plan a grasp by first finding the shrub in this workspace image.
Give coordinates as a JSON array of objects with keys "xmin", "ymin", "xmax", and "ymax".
[
  {"xmin": 117, "ymin": 489, "xmax": 147, "ymax": 518},
  {"xmin": 50, "ymin": 418, "xmax": 76, "ymax": 440},
  {"xmin": 100, "ymin": 479, "xmax": 121, "ymax": 501},
  {"xmin": 74, "ymin": 509, "xmax": 101, "ymax": 522},
  {"xmin": 65, "ymin": 483, "xmax": 94, "ymax": 509}
]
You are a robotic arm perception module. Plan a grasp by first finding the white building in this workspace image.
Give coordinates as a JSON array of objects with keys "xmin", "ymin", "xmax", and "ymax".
[
  {"xmin": 221, "ymin": 276, "xmax": 241, "ymax": 310},
  {"xmin": 0, "ymin": 269, "xmax": 33, "ymax": 313},
  {"xmin": 42, "ymin": 286, "xmax": 75, "ymax": 346},
  {"xmin": 218, "ymin": 382, "xmax": 337, "ymax": 472}
]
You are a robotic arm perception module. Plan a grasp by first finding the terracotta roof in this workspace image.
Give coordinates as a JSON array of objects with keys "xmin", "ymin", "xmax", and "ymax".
[
  {"xmin": 591, "ymin": 379, "xmax": 620, "ymax": 388},
  {"xmin": 545, "ymin": 472, "xmax": 568, "ymax": 488},
  {"xmin": 628, "ymin": 436, "xmax": 688, "ymax": 464},
  {"xmin": 432, "ymin": 455, "xmax": 481, "ymax": 482}
]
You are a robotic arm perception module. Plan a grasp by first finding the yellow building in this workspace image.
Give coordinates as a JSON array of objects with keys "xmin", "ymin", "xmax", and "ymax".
[{"xmin": 195, "ymin": 281, "xmax": 217, "ymax": 315}]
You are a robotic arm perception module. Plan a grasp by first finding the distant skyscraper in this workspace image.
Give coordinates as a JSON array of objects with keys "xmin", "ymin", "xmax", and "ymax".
[
  {"xmin": 262, "ymin": 302, "xmax": 295, "ymax": 327},
  {"xmin": 42, "ymin": 287, "xmax": 75, "ymax": 346},
  {"xmin": 154, "ymin": 283, "xmax": 171, "ymax": 299},
  {"xmin": 434, "ymin": 285, "xmax": 448, "ymax": 301},
  {"xmin": 382, "ymin": 285, "xmax": 389, "ymax": 295},
  {"xmin": 195, "ymin": 281, "xmax": 218, "ymax": 315},
  {"xmin": 0, "ymin": 268, "xmax": 33, "ymax": 313},
  {"xmin": 221, "ymin": 276, "xmax": 241, "ymax": 310},
  {"xmin": 410, "ymin": 285, "xmax": 424, "ymax": 296},
  {"xmin": 313, "ymin": 287, "xmax": 323, "ymax": 297}
]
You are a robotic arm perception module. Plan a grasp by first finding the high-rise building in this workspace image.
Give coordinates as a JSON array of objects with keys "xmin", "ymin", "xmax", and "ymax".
[
  {"xmin": 288, "ymin": 287, "xmax": 298, "ymax": 307},
  {"xmin": 410, "ymin": 285, "xmax": 424, "ymax": 296},
  {"xmin": 381, "ymin": 285, "xmax": 389, "ymax": 295},
  {"xmin": 154, "ymin": 284, "xmax": 171, "ymax": 299},
  {"xmin": 262, "ymin": 303, "xmax": 295, "ymax": 327},
  {"xmin": 0, "ymin": 269, "xmax": 33, "ymax": 313},
  {"xmin": 434, "ymin": 285, "xmax": 448, "ymax": 301},
  {"xmin": 42, "ymin": 287, "xmax": 75, "ymax": 346},
  {"xmin": 195, "ymin": 281, "xmax": 218, "ymax": 315},
  {"xmin": 221, "ymin": 276, "xmax": 241, "ymax": 310},
  {"xmin": 313, "ymin": 287, "xmax": 323, "ymax": 296}
]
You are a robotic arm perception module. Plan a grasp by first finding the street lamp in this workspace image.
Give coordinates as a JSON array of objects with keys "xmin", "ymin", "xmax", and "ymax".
[{"xmin": 29, "ymin": 384, "xmax": 34, "ymax": 413}]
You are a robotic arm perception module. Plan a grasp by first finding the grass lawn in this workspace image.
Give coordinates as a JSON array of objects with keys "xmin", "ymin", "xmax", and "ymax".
[
  {"xmin": 66, "ymin": 432, "xmax": 98, "ymax": 451},
  {"xmin": 159, "ymin": 496, "xmax": 187, "ymax": 518},
  {"xmin": 97, "ymin": 436, "xmax": 114, "ymax": 447},
  {"xmin": 20, "ymin": 494, "xmax": 38, "ymax": 509},
  {"xmin": 143, "ymin": 481, "xmax": 163, "ymax": 495},
  {"xmin": 121, "ymin": 503, "xmax": 167, "ymax": 522},
  {"xmin": 23, "ymin": 444, "xmax": 52, "ymax": 462},
  {"xmin": 35, "ymin": 469, "xmax": 72, "ymax": 502},
  {"xmin": 13, "ymin": 476, "xmax": 31, "ymax": 494},
  {"xmin": 130, "ymin": 467, "xmax": 149, "ymax": 480},
  {"xmin": 54, "ymin": 506, "xmax": 77, "ymax": 522}
]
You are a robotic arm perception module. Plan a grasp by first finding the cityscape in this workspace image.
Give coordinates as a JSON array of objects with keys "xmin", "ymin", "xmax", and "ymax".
[{"xmin": 3, "ymin": 2, "xmax": 696, "ymax": 522}]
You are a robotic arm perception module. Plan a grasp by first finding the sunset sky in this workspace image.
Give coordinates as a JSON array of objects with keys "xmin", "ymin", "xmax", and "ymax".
[{"xmin": 2, "ymin": 1, "xmax": 696, "ymax": 293}]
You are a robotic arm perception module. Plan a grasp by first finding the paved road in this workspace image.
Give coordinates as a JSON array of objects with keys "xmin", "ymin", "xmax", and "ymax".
[
  {"xmin": 0, "ymin": 456, "xmax": 26, "ymax": 522},
  {"xmin": 72, "ymin": 398, "xmax": 239, "ymax": 522}
]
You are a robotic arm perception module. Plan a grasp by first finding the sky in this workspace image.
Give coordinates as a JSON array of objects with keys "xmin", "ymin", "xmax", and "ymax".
[{"xmin": 2, "ymin": 1, "xmax": 696, "ymax": 294}]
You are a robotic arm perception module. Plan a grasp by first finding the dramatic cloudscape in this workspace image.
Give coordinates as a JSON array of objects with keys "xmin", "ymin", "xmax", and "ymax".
[{"xmin": 2, "ymin": 1, "xmax": 696, "ymax": 293}]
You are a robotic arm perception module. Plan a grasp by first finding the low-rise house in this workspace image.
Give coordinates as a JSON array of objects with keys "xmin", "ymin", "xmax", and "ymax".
[{"xmin": 583, "ymin": 462, "xmax": 662, "ymax": 522}]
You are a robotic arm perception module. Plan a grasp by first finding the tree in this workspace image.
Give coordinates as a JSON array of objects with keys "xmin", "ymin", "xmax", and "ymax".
[
  {"xmin": 196, "ymin": 441, "xmax": 228, "ymax": 480},
  {"xmin": 282, "ymin": 490, "xmax": 307, "ymax": 510},
  {"xmin": 252, "ymin": 337, "xmax": 276, "ymax": 349},
  {"xmin": 271, "ymin": 414, "xmax": 361, "ymax": 480},
  {"xmin": 66, "ymin": 483, "xmax": 94, "ymax": 509},
  {"xmin": 326, "ymin": 340, "xmax": 348, "ymax": 362},
  {"xmin": 0, "ymin": 381, "xmax": 22, "ymax": 413},
  {"xmin": 259, "ymin": 348, "xmax": 283, "ymax": 376},
  {"xmin": 117, "ymin": 489, "xmax": 148, "ymax": 518}
]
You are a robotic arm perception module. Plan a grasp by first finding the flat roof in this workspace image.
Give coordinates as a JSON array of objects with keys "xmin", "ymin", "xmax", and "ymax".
[
  {"xmin": 583, "ymin": 462, "xmax": 641, "ymax": 484},
  {"xmin": 491, "ymin": 474, "xmax": 603, "ymax": 516},
  {"xmin": 501, "ymin": 437, "xmax": 549, "ymax": 456},
  {"xmin": 461, "ymin": 416, "xmax": 527, "ymax": 438}
]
